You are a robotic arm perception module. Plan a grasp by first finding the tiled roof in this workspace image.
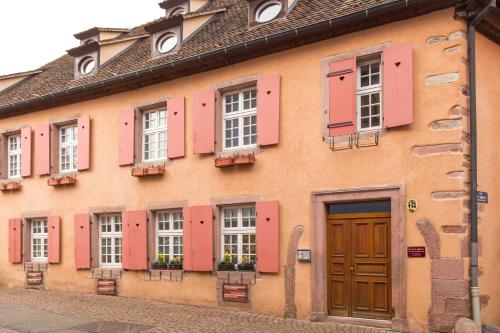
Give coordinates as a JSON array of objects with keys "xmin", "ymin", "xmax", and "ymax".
[{"xmin": 0, "ymin": 0, "xmax": 455, "ymax": 112}]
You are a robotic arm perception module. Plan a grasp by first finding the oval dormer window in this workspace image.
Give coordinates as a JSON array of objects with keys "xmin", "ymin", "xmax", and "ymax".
[
  {"xmin": 256, "ymin": 1, "xmax": 282, "ymax": 23},
  {"xmin": 157, "ymin": 34, "xmax": 178, "ymax": 54},
  {"xmin": 169, "ymin": 7, "xmax": 186, "ymax": 17},
  {"xmin": 79, "ymin": 57, "xmax": 96, "ymax": 75}
]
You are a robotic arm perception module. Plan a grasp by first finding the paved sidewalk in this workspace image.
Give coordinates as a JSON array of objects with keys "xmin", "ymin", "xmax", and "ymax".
[{"xmin": 0, "ymin": 288, "xmax": 391, "ymax": 333}]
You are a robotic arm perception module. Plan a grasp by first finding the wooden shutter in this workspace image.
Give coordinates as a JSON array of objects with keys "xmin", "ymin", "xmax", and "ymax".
[
  {"xmin": 48, "ymin": 216, "xmax": 61, "ymax": 264},
  {"xmin": 74, "ymin": 214, "xmax": 91, "ymax": 269},
  {"xmin": 8, "ymin": 218, "xmax": 22, "ymax": 264},
  {"xmin": 77, "ymin": 115, "xmax": 91, "ymax": 170},
  {"xmin": 20, "ymin": 127, "xmax": 32, "ymax": 177},
  {"xmin": 193, "ymin": 89, "xmax": 215, "ymax": 154},
  {"xmin": 35, "ymin": 123, "xmax": 50, "ymax": 175},
  {"xmin": 183, "ymin": 206, "xmax": 213, "ymax": 271},
  {"xmin": 122, "ymin": 210, "xmax": 148, "ymax": 270},
  {"xmin": 328, "ymin": 58, "xmax": 356, "ymax": 137},
  {"xmin": 256, "ymin": 201, "xmax": 280, "ymax": 273},
  {"xmin": 168, "ymin": 96, "xmax": 185, "ymax": 159},
  {"xmin": 118, "ymin": 109, "xmax": 135, "ymax": 166},
  {"xmin": 383, "ymin": 43, "xmax": 413, "ymax": 128},
  {"xmin": 257, "ymin": 75, "xmax": 281, "ymax": 146}
]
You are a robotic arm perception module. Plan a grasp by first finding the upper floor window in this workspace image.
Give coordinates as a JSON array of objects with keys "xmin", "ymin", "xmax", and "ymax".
[
  {"xmin": 156, "ymin": 210, "xmax": 183, "ymax": 262},
  {"xmin": 31, "ymin": 219, "xmax": 48, "ymax": 262},
  {"xmin": 78, "ymin": 56, "xmax": 96, "ymax": 76},
  {"xmin": 99, "ymin": 214, "xmax": 122, "ymax": 268},
  {"xmin": 255, "ymin": 1, "xmax": 282, "ymax": 23},
  {"xmin": 221, "ymin": 206, "xmax": 256, "ymax": 265},
  {"xmin": 59, "ymin": 125, "xmax": 78, "ymax": 172},
  {"xmin": 223, "ymin": 88, "xmax": 257, "ymax": 151},
  {"xmin": 143, "ymin": 108, "xmax": 167, "ymax": 162},
  {"xmin": 7, "ymin": 134, "xmax": 21, "ymax": 179},
  {"xmin": 356, "ymin": 59, "xmax": 382, "ymax": 131},
  {"xmin": 157, "ymin": 33, "xmax": 178, "ymax": 54},
  {"xmin": 169, "ymin": 7, "xmax": 185, "ymax": 17}
]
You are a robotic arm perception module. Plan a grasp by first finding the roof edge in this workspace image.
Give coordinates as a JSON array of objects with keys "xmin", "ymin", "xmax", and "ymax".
[{"xmin": 0, "ymin": 69, "xmax": 43, "ymax": 80}]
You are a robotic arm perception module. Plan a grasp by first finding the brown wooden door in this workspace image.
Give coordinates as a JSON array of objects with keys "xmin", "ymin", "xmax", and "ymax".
[{"xmin": 327, "ymin": 212, "xmax": 391, "ymax": 320}]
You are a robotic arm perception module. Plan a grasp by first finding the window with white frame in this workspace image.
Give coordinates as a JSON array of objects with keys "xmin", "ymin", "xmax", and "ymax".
[
  {"xmin": 156, "ymin": 210, "xmax": 183, "ymax": 262},
  {"xmin": 356, "ymin": 58, "xmax": 382, "ymax": 131},
  {"xmin": 221, "ymin": 206, "xmax": 256, "ymax": 265},
  {"xmin": 31, "ymin": 219, "xmax": 48, "ymax": 262},
  {"xmin": 143, "ymin": 108, "xmax": 167, "ymax": 162},
  {"xmin": 99, "ymin": 215, "xmax": 122, "ymax": 268},
  {"xmin": 223, "ymin": 88, "xmax": 257, "ymax": 151},
  {"xmin": 59, "ymin": 125, "xmax": 78, "ymax": 172},
  {"xmin": 7, "ymin": 134, "xmax": 21, "ymax": 179}
]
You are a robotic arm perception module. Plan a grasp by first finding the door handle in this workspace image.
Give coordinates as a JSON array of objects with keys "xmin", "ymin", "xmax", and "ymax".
[{"xmin": 350, "ymin": 266, "xmax": 355, "ymax": 274}]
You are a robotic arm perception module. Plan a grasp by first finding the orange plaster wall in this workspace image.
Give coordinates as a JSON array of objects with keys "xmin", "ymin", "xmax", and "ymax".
[
  {"xmin": 476, "ymin": 32, "xmax": 500, "ymax": 327},
  {"xmin": 0, "ymin": 8, "xmax": 484, "ymax": 332}
]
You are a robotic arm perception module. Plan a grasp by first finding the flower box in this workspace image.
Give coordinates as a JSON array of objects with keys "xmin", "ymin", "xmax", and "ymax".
[
  {"xmin": 0, "ymin": 181, "xmax": 22, "ymax": 192},
  {"xmin": 217, "ymin": 263, "xmax": 236, "ymax": 271},
  {"xmin": 237, "ymin": 263, "xmax": 255, "ymax": 271},
  {"xmin": 234, "ymin": 154, "xmax": 255, "ymax": 166},
  {"xmin": 151, "ymin": 263, "xmax": 169, "ymax": 270},
  {"xmin": 215, "ymin": 157, "xmax": 234, "ymax": 168},
  {"xmin": 132, "ymin": 166, "xmax": 165, "ymax": 177},
  {"xmin": 168, "ymin": 263, "xmax": 183, "ymax": 270},
  {"xmin": 48, "ymin": 176, "xmax": 76, "ymax": 187}
]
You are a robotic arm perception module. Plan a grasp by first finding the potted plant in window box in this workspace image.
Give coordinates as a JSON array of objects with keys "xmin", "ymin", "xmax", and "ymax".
[
  {"xmin": 237, "ymin": 256, "xmax": 255, "ymax": 271},
  {"xmin": 217, "ymin": 252, "xmax": 236, "ymax": 271},
  {"xmin": 168, "ymin": 256, "xmax": 183, "ymax": 270},
  {"xmin": 151, "ymin": 254, "xmax": 168, "ymax": 270}
]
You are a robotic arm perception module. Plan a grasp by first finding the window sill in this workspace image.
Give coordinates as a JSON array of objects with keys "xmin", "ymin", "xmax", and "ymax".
[
  {"xmin": 48, "ymin": 175, "xmax": 77, "ymax": 186},
  {"xmin": 215, "ymin": 153, "xmax": 255, "ymax": 169},
  {"xmin": 147, "ymin": 269, "xmax": 183, "ymax": 282},
  {"xmin": 131, "ymin": 165, "xmax": 166, "ymax": 177},
  {"xmin": 0, "ymin": 180, "xmax": 22, "ymax": 192},
  {"xmin": 24, "ymin": 262, "xmax": 48, "ymax": 272}
]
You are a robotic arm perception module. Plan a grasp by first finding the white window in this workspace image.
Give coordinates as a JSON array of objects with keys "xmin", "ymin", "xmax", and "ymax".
[
  {"xmin": 99, "ymin": 215, "xmax": 122, "ymax": 268},
  {"xmin": 223, "ymin": 88, "xmax": 257, "ymax": 151},
  {"xmin": 156, "ymin": 210, "xmax": 183, "ymax": 262},
  {"xmin": 221, "ymin": 206, "xmax": 256, "ymax": 265},
  {"xmin": 255, "ymin": 1, "xmax": 282, "ymax": 23},
  {"xmin": 143, "ymin": 108, "xmax": 167, "ymax": 162},
  {"xmin": 356, "ymin": 58, "xmax": 382, "ymax": 131},
  {"xmin": 31, "ymin": 219, "xmax": 48, "ymax": 262},
  {"xmin": 7, "ymin": 134, "xmax": 21, "ymax": 179},
  {"xmin": 59, "ymin": 125, "xmax": 78, "ymax": 172}
]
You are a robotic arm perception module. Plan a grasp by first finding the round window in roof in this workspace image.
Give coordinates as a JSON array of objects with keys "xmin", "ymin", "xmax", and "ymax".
[
  {"xmin": 79, "ymin": 57, "xmax": 96, "ymax": 75},
  {"xmin": 169, "ymin": 7, "xmax": 186, "ymax": 17},
  {"xmin": 255, "ymin": 1, "xmax": 282, "ymax": 23},
  {"xmin": 157, "ymin": 34, "xmax": 178, "ymax": 54}
]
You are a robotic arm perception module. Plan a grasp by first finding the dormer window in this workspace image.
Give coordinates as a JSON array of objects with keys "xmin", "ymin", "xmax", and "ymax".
[
  {"xmin": 157, "ymin": 33, "xmax": 178, "ymax": 54},
  {"xmin": 169, "ymin": 7, "xmax": 186, "ymax": 17},
  {"xmin": 255, "ymin": 1, "xmax": 282, "ymax": 23},
  {"xmin": 78, "ymin": 56, "xmax": 96, "ymax": 76}
]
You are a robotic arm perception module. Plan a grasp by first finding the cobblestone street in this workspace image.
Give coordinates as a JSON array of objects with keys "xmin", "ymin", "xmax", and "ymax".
[{"xmin": 0, "ymin": 288, "xmax": 392, "ymax": 333}]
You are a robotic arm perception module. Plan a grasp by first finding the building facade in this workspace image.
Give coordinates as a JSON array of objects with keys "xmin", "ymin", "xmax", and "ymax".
[{"xmin": 0, "ymin": 1, "xmax": 498, "ymax": 332}]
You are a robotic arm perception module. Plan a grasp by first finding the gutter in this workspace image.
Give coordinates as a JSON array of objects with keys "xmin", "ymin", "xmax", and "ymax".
[
  {"xmin": 0, "ymin": 0, "xmax": 455, "ymax": 116},
  {"xmin": 467, "ymin": 0, "xmax": 496, "ymax": 327}
]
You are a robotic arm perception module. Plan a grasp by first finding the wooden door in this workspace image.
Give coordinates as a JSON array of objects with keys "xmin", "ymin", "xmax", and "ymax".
[{"xmin": 327, "ymin": 212, "xmax": 391, "ymax": 320}]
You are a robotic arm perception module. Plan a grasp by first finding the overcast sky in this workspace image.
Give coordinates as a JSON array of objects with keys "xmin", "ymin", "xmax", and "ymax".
[{"xmin": 0, "ymin": 1, "xmax": 163, "ymax": 76}]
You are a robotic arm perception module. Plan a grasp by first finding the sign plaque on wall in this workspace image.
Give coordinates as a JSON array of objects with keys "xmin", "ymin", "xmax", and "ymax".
[
  {"xmin": 407, "ymin": 199, "xmax": 417, "ymax": 213},
  {"xmin": 477, "ymin": 191, "xmax": 488, "ymax": 203},
  {"xmin": 407, "ymin": 246, "xmax": 426, "ymax": 258},
  {"xmin": 297, "ymin": 249, "xmax": 311, "ymax": 262}
]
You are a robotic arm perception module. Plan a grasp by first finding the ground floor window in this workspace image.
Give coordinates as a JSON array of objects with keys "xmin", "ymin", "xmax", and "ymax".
[
  {"xmin": 31, "ymin": 219, "xmax": 48, "ymax": 262},
  {"xmin": 221, "ymin": 206, "xmax": 256, "ymax": 265},
  {"xmin": 156, "ymin": 210, "xmax": 183, "ymax": 263},
  {"xmin": 99, "ymin": 214, "xmax": 122, "ymax": 268}
]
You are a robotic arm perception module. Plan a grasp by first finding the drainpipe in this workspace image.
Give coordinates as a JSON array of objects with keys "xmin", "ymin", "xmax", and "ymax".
[{"xmin": 467, "ymin": 0, "xmax": 496, "ymax": 327}]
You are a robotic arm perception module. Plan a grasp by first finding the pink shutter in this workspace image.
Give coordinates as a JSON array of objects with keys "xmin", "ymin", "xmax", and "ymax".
[
  {"xmin": 35, "ymin": 123, "xmax": 50, "ymax": 175},
  {"xmin": 77, "ymin": 115, "xmax": 91, "ymax": 170},
  {"xmin": 8, "ymin": 218, "xmax": 22, "ymax": 264},
  {"xmin": 48, "ymin": 216, "xmax": 61, "ymax": 264},
  {"xmin": 183, "ymin": 206, "xmax": 213, "ymax": 271},
  {"xmin": 257, "ymin": 75, "xmax": 281, "ymax": 146},
  {"xmin": 383, "ymin": 43, "xmax": 413, "ymax": 128},
  {"xmin": 256, "ymin": 201, "xmax": 280, "ymax": 273},
  {"xmin": 193, "ymin": 89, "xmax": 215, "ymax": 154},
  {"xmin": 328, "ymin": 58, "xmax": 356, "ymax": 137},
  {"xmin": 118, "ymin": 109, "xmax": 135, "ymax": 166},
  {"xmin": 74, "ymin": 214, "xmax": 91, "ymax": 269},
  {"xmin": 20, "ymin": 126, "xmax": 32, "ymax": 177},
  {"xmin": 168, "ymin": 96, "xmax": 185, "ymax": 159},
  {"xmin": 122, "ymin": 210, "xmax": 148, "ymax": 270}
]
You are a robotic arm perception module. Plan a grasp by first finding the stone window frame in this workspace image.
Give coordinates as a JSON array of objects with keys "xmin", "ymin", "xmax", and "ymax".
[
  {"xmin": 310, "ymin": 185, "xmax": 407, "ymax": 331},
  {"xmin": 0, "ymin": 127, "xmax": 23, "ymax": 181},
  {"xmin": 146, "ymin": 201, "xmax": 188, "ymax": 270},
  {"xmin": 320, "ymin": 43, "xmax": 392, "ymax": 142},
  {"xmin": 49, "ymin": 116, "xmax": 79, "ymax": 176},
  {"xmin": 212, "ymin": 75, "xmax": 262, "ymax": 157},
  {"xmin": 21, "ymin": 211, "xmax": 51, "ymax": 264}
]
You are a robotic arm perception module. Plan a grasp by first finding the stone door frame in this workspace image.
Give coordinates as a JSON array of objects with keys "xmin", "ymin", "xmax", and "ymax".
[{"xmin": 311, "ymin": 185, "xmax": 407, "ymax": 331}]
